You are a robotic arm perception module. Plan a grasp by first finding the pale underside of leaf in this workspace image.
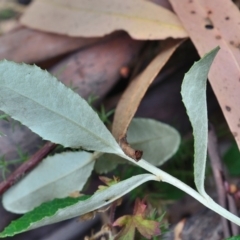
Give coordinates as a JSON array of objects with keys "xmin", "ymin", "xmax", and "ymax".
[
  {"xmin": 2, "ymin": 151, "xmax": 96, "ymax": 214},
  {"xmin": 181, "ymin": 47, "xmax": 219, "ymax": 196},
  {"xmin": 20, "ymin": 0, "xmax": 187, "ymax": 39},
  {"xmin": 0, "ymin": 61, "xmax": 122, "ymax": 155},
  {"xmin": 94, "ymin": 153, "xmax": 126, "ymax": 174},
  {"xmin": 112, "ymin": 39, "xmax": 183, "ymax": 143},
  {"xmin": 0, "ymin": 174, "xmax": 157, "ymax": 237},
  {"xmin": 169, "ymin": 0, "xmax": 240, "ymax": 151},
  {"xmin": 127, "ymin": 118, "xmax": 180, "ymax": 166},
  {"xmin": 96, "ymin": 118, "xmax": 180, "ymax": 173}
]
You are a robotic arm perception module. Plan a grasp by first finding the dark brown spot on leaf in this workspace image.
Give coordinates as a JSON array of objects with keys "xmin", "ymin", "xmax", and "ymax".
[
  {"xmin": 205, "ymin": 18, "xmax": 214, "ymax": 29},
  {"xmin": 225, "ymin": 106, "xmax": 231, "ymax": 111},
  {"xmin": 205, "ymin": 24, "xmax": 214, "ymax": 29}
]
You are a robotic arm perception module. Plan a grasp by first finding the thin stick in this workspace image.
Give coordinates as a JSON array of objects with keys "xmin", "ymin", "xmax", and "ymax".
[
  {"xmin": 0, "ymin": 142, "xmax": 56, "ymax": 195},
  {"xmin": 208, "ymin": 123, "xmax": 239, "ymax": 237}
]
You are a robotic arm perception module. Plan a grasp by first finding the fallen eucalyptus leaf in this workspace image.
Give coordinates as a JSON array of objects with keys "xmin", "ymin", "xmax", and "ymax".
[
  {"xmin": 112, "ymin": 39, "xmax": 183, "ymax": 142},
  {"xmin": 169, "ymin": 0, "xmax": 240, "ymax": 150},
  {"xmin": 20, "ymin": 0, "xmax": 187, "ymax": 40}
]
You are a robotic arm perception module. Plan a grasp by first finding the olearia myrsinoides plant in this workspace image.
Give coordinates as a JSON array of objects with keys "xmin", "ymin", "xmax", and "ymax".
[{"xmin": 0, "ymin": 47, "xmax": 240, "ymax": 238}]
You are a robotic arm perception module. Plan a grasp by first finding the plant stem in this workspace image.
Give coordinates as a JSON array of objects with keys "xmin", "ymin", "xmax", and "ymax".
[
  {"xmin": 116, "ymin": 150, "xmax": 240, "ymax": 226},
  {"xmin": 208, "ymin": 124, "xmax": 239, "ymax": 236},
  {"xmin": 136, "ymin": 159, "xmax": 240, "ymax": 226},
  {"xmin": 0, "ymin": 142, "xmax": 56, "ymax": 195}
]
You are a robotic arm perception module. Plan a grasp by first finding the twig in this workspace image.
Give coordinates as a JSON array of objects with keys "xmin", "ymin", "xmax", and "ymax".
[
  {"xmin": 109, "ymin": 200, "xmax": 118, "ymax": 224},
  {"xmin": 208, "ymin": 123, "xmax": 239, "ymax": 237},
  {"xmin": 0, "ymin": 142, "xmax": 56, "ymax": 195},
  {"xmin": 84, "ymin": 225, "xmax": 112, "ymax": 240},
  {"xmin": 100, "ymin": 200, "xmax": 119, "ymax": 236}
]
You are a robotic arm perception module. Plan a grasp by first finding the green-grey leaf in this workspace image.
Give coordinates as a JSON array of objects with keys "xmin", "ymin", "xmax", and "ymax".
[
  {"xmin": 2, "ymin": 151, "xmax": 95, "ymax": 214},
  {"xmin": 0, "ymin": 174, "xmax": 156, "ymax": 237},
  {"xmin": 127, "ymin": 118, "xmax": 180, "ymax": 165},
  {"xmin": 95, "ymin": 153, "xmax": 126, "ymax": 174},
  {"xmin": 0, "ymin": 60, "xmax": 122, "ymax": 154},
  {"xmin": 181, "ymin": 47, "xmax": 219, "ymax": 195},
  {"xmin": 95, "ymin": 118, "xmax": 180, "ymax": 173}
]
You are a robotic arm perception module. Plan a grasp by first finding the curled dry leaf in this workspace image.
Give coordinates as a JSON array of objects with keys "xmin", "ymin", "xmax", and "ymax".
[
  {"xmin": 112, "ymin": 39, "xmax": 183, "ymax": 159},
  {"xmin": 169, "ymin": 0, "xmax": 240, "ymax": 150},
  {"xmin": 20, "ymin": 0, "xmax": 187, "ymax": 40}
]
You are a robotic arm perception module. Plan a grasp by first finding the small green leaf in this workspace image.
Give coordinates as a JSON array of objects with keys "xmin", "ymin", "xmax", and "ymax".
[
  {"xmin": 2, "ymin": 151, "xmax": 95, "ymax": 214},
  {"xmin": 0, "ymin": 9, "xmax": 16, "ymax": 20},
  {"xmin": 181, "ymin": 47, "xmax": 219, "ymax": 195},
  {"xmin": 97, "ymin": 176, "xmax": 120, "ymax": 191},
  {"xmin": 0, "ymin": 61, "xmax": 122, "ymax": 155},
  {"xmin": 0, "ymin": 174, "xmax": 156, "ymax": 237},
  {"xmin": 223, "ymin": 143, "xmax": 240, "ymax": 176},
  {"xmin": 94, "ymin": 154, "xmax": 126, "ymax": 174},
  {"xmin": 113, "ymin": 199, "xmax": 160, "ymax": 240},
  {"xmin": 226, "ymin": 236, "xmax": 240, "ymax": 240}
]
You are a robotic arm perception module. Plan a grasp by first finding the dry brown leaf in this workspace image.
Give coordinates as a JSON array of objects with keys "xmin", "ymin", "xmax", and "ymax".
[
  {"xmin": 0, "ymin": 27, "xmax": 99, "ymax": 63},
  {"xmin": 50, "ymin": 32, "xmax": 144, "ymax": 99},
  {"xmin": 169, "ymin": 0, "xmax": 240, "ymax": 150},
  {"xmin": 173, "ymin": 219, "xmax": 186, "ymax": 240},
  {"xmin": 112, "ymin": 38, "xmax": 183, "ymax": 159},
  {"xmin": 20, "ymin": 0, "xmax": 187, "ymax": 40}
]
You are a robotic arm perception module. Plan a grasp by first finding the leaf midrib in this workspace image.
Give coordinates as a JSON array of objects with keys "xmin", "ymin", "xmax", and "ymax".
[{"xmin": 1, "ymin": 82, "xmax": 117, "ymax": 151}]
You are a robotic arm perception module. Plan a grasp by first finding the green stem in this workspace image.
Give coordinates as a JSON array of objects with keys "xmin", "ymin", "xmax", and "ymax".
[{"xmin": 116, "ymin": 151, "xmax": 240, "ymax": 226}]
